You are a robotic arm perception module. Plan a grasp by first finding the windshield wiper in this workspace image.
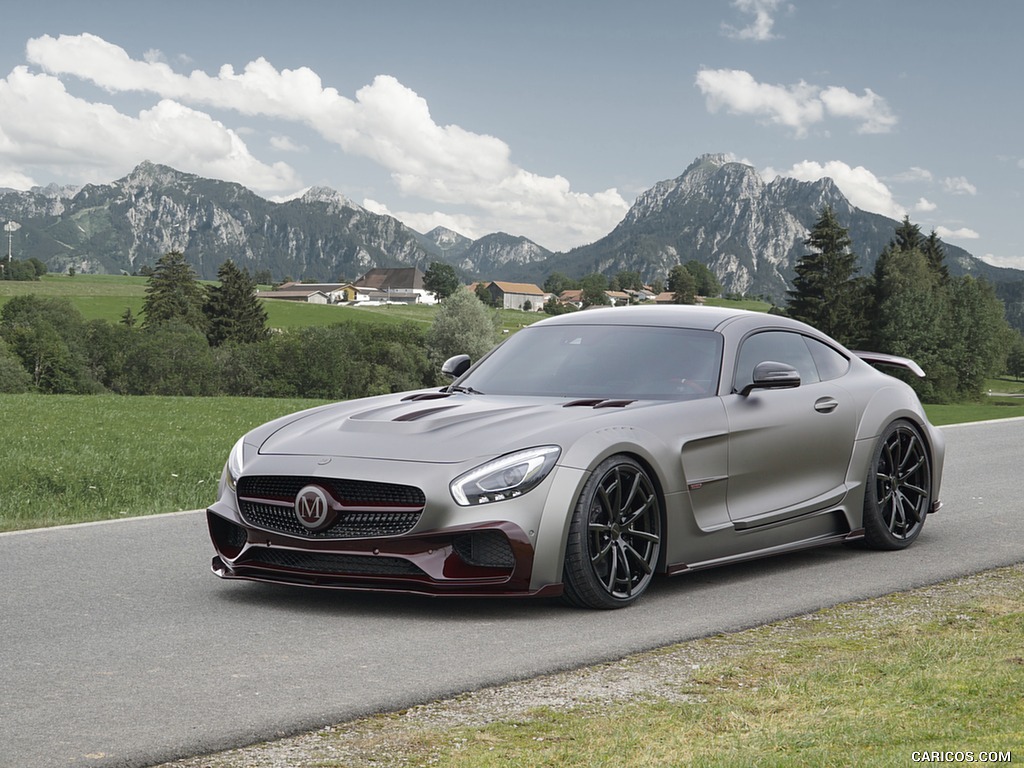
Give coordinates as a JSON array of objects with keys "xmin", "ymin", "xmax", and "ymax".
[{"xmin": 446, "ymin": 384, "xmax": 484, "ymax": 395}]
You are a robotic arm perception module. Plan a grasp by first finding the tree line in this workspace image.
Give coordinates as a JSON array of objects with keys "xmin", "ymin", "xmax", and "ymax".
[
  {"xmin": 786, "ymin": 208, "xmax": 1023, "ymax": 401},
  {"xmin": 0, "ymin": 252, "xmax": 500, "ymax": 399},
  {"xmin": 2, "ymin": 225, "xmax": 1021, "ymax": 403}
]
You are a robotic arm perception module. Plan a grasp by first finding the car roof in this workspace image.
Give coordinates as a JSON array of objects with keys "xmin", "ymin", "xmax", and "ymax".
[{"xmin": 532, "ymin": 304, "xmax": 794, "ymax": 333}]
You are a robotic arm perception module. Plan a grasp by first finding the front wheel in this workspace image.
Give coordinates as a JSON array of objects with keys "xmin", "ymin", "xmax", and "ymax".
[
  {"xmin": 562, "ymin": 456, "xmax": 662, "ymax": 609},
  {"xmin": 862, "ymin": 420, "xmax": 931, "ymax": 550}
]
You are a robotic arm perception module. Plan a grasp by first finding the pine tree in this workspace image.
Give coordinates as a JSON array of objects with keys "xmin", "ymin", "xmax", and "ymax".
[
  {"xmin": 204, "ymin": 259, "xmax": 269, "ymax": 346},
  {"xmin": 786, "ymin": 207, "xmax": 867, "ymax": 346},
  {"xmin": 922, "ymin": 230, "xmax": 950, "ymax": 283},
  {"xmin": 141, "ymin": 251, "xmax": 207, "ymax": 332}
]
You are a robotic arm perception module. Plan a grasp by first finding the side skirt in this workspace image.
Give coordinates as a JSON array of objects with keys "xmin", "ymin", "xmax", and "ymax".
[{"xmin": 665, "ymin": 529, "xmax": 864, "ymax": 576}]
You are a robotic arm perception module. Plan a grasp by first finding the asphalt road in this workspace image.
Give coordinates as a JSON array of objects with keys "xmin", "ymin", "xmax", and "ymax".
[{"xmin": 2, "ymin": 418, "xmax": 1021, "ymax": 768}]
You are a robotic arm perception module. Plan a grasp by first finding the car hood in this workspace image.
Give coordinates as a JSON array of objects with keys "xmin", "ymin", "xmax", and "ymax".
[{"xmin": 257, "ymin": 391, "xmax": 642, "ymax": 464}]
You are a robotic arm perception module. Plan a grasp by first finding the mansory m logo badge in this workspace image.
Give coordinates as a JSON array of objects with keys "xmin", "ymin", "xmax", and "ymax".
[{"xmin": 294, "ymin": 485, "xmax": 333, "ymax": 531}]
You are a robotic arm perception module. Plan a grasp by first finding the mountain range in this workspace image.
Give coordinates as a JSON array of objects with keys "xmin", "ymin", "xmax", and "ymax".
[{"xmin": 1, "ymin": 154, "xmax": 1021, "ymax": 302}]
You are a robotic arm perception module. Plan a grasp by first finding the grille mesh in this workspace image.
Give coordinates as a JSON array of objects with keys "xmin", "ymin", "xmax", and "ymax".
[
  {"xmin": 453, "ymin": 531, "xmax": 516, "ymax": 568},
  {"xmin": 242, "ymin": 549, "xmax": 423, "ymax": 576},
  {"xmin": 237, "ymin": 475, "xmax": 425, "ymax": 539}
]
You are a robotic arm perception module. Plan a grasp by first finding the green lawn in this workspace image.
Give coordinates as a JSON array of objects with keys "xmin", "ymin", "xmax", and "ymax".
[{"xmin": 0, "ymin": 393, "xmax": 327, "ymax": 531}]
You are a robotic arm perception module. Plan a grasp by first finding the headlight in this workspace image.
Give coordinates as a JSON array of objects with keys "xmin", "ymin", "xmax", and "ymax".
[
  {"xmin": 225, "ymin": 437, "xmax": 246, "ymax": 492},
  {"xmin": 450, "ymin": 446, "xmax": 560, "ymax": 506}
]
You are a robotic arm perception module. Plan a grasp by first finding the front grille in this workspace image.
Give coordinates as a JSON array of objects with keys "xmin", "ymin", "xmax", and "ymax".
[
  {"xmin": 453, "ymin": 531, "xmax": 515, "ymax": 568},
  {"xmin": 237, "ymin": 475, "xmax": 425, "ymax": 540},
  {"xmin": 242, "ymin": 549, "xmax": 423, "ymax": 577},
  {"xmin": 238, "ymin": 476, "xmax": 425, "ymax": 507}
]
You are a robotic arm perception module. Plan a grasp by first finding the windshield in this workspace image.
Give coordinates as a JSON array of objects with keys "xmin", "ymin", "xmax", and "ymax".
[{"xmin": 458, "ymin": 324, "xmax": 723, "ymax": 399}]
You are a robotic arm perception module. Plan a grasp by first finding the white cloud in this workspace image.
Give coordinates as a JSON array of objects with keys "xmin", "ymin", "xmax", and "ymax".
[
  {"xmin": 269, "ymin": 136, "xmax": 306, "ymax": 153},
  {"xmin": 935, "ymin": 225, "xmax": 980, "ymax": 240},
  {"xmin": 15, "ymin": 32, "xmax": 628, "ymax": 251},
  {"xmin": 890, "ymin": 166, "xmax": 934, "ymax": 183},
  {"xmin": 979, "ymin": 252, "xmax": 1024, "ymax": 269},
  {"xmin": 695, "ymin": 69, "xmax": 897, "ymax": 137},
  {"xmin": 0, "ymin": 65, "xmax": 300, "ymax": 193},
  {"xmin": 941, "ymin": 176, "xmax": 977, "ymax": 196},
  {"xmin": 818, "ymin": 86, "xmax": 897, "ymax": 134},
  {"xmin": 766, "ymin": 160, "xmax": 906, "ymax": 219},
  {"xmin": 914, "ymin": 197, "xmax": 937, "ymax": 212},
  {"xmin": 722, "ymin": 0, "xmax": 786, "ymax": 41}
]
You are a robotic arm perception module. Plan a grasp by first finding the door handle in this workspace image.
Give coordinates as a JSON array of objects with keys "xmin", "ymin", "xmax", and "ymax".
[{"xmin": 814, "ymin": 397, "xmax": 839, "ymax": 413}]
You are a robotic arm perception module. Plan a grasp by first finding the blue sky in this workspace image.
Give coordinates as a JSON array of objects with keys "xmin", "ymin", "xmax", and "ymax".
[{"xmin": 1, "ymin": 0, "xmax": 1021, "ymax": 268}]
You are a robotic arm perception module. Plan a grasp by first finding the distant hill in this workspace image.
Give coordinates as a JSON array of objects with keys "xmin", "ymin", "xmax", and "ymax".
[
  {"xmin": 1, "ymin": 156, "xmax": 1021, "ymax": 307},
  {"xmin": 531, "ymin": 154, "xmax": 1022, "ymax": 300}
]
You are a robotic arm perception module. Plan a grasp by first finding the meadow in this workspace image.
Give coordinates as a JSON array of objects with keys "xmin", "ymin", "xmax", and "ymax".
[{"xmin": 0, "ymin": 393, "xmax": 327, "ymax": 531}]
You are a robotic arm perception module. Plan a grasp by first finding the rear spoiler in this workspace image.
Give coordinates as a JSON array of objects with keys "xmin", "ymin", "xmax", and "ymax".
[{"xmin": 852, "ymin": 351, "xmax": 926, "ymax": 378}]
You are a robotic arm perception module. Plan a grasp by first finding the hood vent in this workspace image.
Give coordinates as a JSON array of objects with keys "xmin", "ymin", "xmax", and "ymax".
[
  {"xmin": 392, "ymin": 405, "xmax": 461, "ymax": 422},
  {"xmin": 401, "ymin": 391, "xmax": 453, "ymax": 402},
  {"xmin": 563, "ymin": 399, "xmax": 636, "ymax": 409}
]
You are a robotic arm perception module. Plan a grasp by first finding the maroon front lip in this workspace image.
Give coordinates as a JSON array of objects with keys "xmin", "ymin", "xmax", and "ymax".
[{"xmin": 208, "ymin": 509, "xmax": 551, "ymax": 597}]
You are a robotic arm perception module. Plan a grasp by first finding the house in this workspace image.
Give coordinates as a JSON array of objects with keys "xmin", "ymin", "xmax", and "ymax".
[
  {"xmin": 353, "ymin": 267, "xmax": 436, "ymax": 305},
  {"xmin": 270, "ymin": 282, "xmax": 355, "ymax": 303},
  {"xmin": 486, "ymin": 281, "xmax": 547, "ymax": 311},
  {"xmin": 256, "ymin": 287, "xmax": 331, "ymax": 304},
  {"xmin": 559, "ymin": 289, "xmax": 584, "ymax": 308}
]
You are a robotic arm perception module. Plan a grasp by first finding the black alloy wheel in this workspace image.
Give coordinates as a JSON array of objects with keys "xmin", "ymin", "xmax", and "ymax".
[
  {"xmin": 563, "ymin": 455, "xmax": 662, "ymax": 609},
  {"xmin": 862, "ymin": 420, "xmax": 932, "ymax": 550}
]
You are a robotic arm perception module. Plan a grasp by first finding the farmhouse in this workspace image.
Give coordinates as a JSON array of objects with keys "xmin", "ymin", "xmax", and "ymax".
[
  {"xmin": 353, "ymin": 267, "xmax": 436, "ymax": 305},
  {"xmin": 256, "ymin": 286, "xmax": 333, "ymax": 304},
  {"xmin": 485, "ymin": 281, "xmax": 547, "ymax": 311}
]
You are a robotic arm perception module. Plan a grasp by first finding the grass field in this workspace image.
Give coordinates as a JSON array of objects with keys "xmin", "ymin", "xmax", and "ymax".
[
  {"xmin": 0, "ymin": 393, "xmax": 327, "ymax": 531},
  {"xmin": 0, "ymin": 273, "xmax": 548, "ymax": 332},
  {"xmin": 1, "ymin": 391, "xmax": 1022, "ymax": 534}
]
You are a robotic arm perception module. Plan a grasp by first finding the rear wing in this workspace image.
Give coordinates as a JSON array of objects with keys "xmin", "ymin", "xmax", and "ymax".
[{"xmin": 852, "ymin": 351, "xmax": 926, "ymax": 378}]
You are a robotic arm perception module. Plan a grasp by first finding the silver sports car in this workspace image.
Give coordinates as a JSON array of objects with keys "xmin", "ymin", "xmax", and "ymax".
[{"xmin": 207, "ymin": 305, "xmax": 944, "ymax": 609}]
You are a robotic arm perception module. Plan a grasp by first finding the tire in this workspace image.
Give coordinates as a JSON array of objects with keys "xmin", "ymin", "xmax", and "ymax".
[
  {"xmin": 562, "ymin": 455, "xmax": 662, "ymax": 609},
  {"xmin": 862, "ymin": 420, "xmax": 931, "ymax": 550}
]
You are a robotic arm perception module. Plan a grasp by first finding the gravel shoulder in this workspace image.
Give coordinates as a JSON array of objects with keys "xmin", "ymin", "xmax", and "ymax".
[{"xmin": 155, "ymin": 564, "xmax": 1024, "ymax": 768}]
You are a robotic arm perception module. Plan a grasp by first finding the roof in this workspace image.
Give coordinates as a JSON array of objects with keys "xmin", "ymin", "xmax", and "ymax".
[
  {"xmin": 533, "ymin": 304, "xmax": 756, "ymax": 331},
  {"xmin": 272, "ymin": 282, "xmax": 352, "ymax": 293},
  {"xmin": 490, "ymin": 281, "xmax": 545, "ymax": 296},
  {"xmin": 354, "ymin": 267, "xmax": 425, "ymax": 291},
  {"xmin": 257, "ymin": 289, "xmax": 329, "ymax": 300}
]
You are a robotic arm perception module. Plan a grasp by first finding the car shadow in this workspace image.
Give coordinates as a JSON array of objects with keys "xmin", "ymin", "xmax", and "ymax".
[{"xmin": 212, "ymin": 541, "xmax": 869, "ymax": 621}]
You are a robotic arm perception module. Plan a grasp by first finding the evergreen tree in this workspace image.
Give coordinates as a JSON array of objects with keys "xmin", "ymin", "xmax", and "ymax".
[
  {"xmin": 922, "ymin": 230, "xmax": 950, "ymax": 283},
  {"xmin": 141, "ymin": 251, "xmax": 207, "ymax": 332},
  {"xmin": 892, "ymin": 215, "xmax": 923, "ymax": 252},
  {"xmin": 204, "ymin": 259, "xmax": 270, "ymax": 347},
  {"xmin": 422, "ymin": 261, "xmax": 462, "ymax": 301},
  {"xmin": 786, "ymin": 207, "xmax": 868, "ymax": 347}
]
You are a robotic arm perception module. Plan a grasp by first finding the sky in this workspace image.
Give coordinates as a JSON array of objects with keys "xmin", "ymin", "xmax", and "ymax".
[{"xmin": 0, "ymin": 0, "xmax": 1022, "ymax": 268}]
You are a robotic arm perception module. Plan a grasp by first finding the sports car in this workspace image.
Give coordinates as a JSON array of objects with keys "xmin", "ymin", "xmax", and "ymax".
[{"xmin": 207, "ymin": 305, "xmax": 944, "ymax": 609}]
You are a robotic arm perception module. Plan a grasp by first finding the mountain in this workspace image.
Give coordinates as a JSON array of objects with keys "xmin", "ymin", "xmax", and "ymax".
[
  {"xmin": 1, "ymin": 156, "xmax": 1020, "ymax": 302},
  {"xmin": 0, "ymin": 162, "xmax": 441, "ymax": 281},
  {"xmin": 539, "ymin": 154, "xmax": 1021, "ymax": 300}
]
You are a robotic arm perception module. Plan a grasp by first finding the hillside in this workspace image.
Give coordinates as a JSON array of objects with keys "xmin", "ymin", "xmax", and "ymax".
[{"xmin": 2, "ymin": 156, "xmax": 1021, "ymax": 306}]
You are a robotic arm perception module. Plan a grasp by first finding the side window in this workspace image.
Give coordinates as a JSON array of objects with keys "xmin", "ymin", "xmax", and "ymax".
[
  {"xmin": 805, "ymin": 337, "xmax": 850, "ymax": 381},
  {"xmin": 734, "ymin": 331, "xmax": 820, "ymax": 393}
]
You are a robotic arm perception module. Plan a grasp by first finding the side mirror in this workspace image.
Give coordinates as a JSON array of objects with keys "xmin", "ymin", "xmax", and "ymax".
[
  {"xmin": 739, "ymin": 361, "xmax": 801, "ymax": 396},
  {"xmin": 441, "ymin": 354, "xmax": 471, "ymax": 379}
]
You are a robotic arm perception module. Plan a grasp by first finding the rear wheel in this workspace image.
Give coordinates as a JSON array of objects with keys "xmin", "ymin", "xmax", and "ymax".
[
  {"xmin": 862, "ymin": 420, "xmax": 931, "ymax": 550},
  {"xmin": 562, "ymin": 456, "xmax": 662, "ymax": 609}
]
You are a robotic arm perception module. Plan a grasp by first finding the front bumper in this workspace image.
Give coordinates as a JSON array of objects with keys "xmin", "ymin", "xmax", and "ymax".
[{"xmin": 208, "ymin": 507, "xmax": 562, "ymax": 597}]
